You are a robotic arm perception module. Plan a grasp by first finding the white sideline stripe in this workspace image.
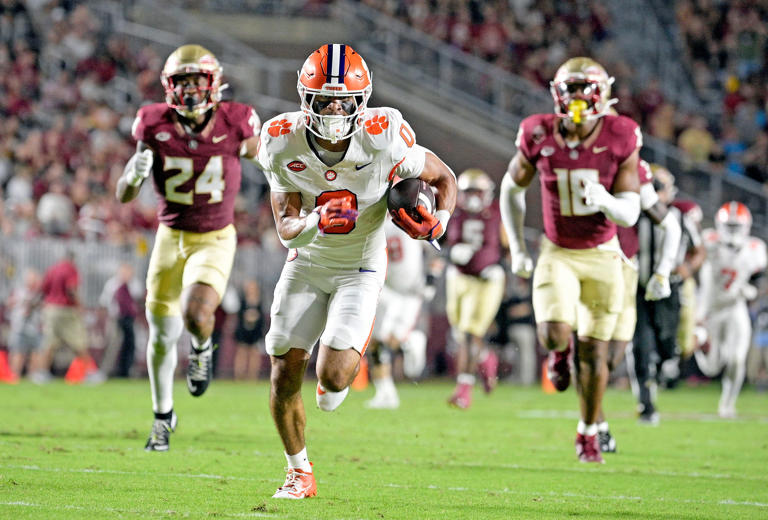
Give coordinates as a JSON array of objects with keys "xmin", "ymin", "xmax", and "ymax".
[
  {"xmin": 383, "ymin": 484, "xmax": 768, "ymax": 508},
  {"xmin": 517, "ymin": 409, "xmax": 768, "ymax": 423},
  {"xmin": 0, "ymin": 501, "xmax": 272, "ymax": 517}
]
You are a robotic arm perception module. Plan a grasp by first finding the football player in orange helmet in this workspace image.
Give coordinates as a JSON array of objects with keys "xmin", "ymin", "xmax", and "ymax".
[
  {"xmin": 258, "ymin": 43, "xmax": 456, "ymax": 498},
  {"xmin": 117, "ymin": 44, "xmax": 261, "ymax": 452},
  {"xmin": 501, "ymin": 56, "xmax": 641, "ymax": 463},
  {"xmin": 696, "ymin": 201, "xmax": 766, "ymax": 418}
]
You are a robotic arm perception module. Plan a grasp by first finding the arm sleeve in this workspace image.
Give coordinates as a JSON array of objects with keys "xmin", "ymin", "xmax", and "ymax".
[
  {"xmin": 599, "ymin": 191, "xmax": 641, "ymax": 227},
  {"xmin": 499, "ymin": 174, "xmax": 528, "ymax": 254},
  {"xmin": 653, "ymin": 211, "xmax": 682, "ymax": 277}
]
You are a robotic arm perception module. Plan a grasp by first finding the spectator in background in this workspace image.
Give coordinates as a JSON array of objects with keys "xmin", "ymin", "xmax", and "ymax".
[
  {"xmin": 99, "ymin": 262, "xmax": 142, "ymax": 378},
  {"xmin": 5, "ymin": 267, "xmax": 43, "ymax": 382},
  {"xmin": 677, "ymin": 114, "xmax": 716, "ymax": 167},
  {"xmin": 39, "ymin": 248, "xmax": 102, "ymax": 384},
  {"xmin": 233, "ymin": 278, "xmax": 265, "ymax": 381}
]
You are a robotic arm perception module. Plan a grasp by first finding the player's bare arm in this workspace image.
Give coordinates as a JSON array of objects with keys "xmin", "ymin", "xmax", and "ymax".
[
  {"xmin": 240, "ymin": 135, "xmax": 261, "ymax": 160},
  {"xmin": 505, "ymin": 149, "xmax": 536, "ymax": 188},
  {"xmin": 116, "ymin": 141, "xmax": 153, "ymax": 203},
  {"xmin": 418, "ymin": 151, "xmax": 457, "ymax": 215},
  {"xmin": 270, "ymin": 191, "xmax": 307, "ymax": 242}
]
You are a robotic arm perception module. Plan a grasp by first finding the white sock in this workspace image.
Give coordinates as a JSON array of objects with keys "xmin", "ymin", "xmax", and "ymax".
[
  {"xmin": 577, "ymin": 420, "xmax": 598, "ymax": 436},
  {"xmin": 457, "ymin": 373, "xmax": 476, "ymax": 385},
  {"xmin": 191, "ymin": 336, "xmax": 212, "ymax": 352},
  {"xmin": 373, "ymin": 376, "xmax": 396, "ymax": 394},
  {"xmin": 146, "ymin": 312, "xmax": 184, "ymax": 414},
  {"xmin": 597, "ymin": 421, "xmax": 610, "ymax": 433},
  {"xmin": 285, "ymin": 447, "xmax": 312, "ymax": 473}
]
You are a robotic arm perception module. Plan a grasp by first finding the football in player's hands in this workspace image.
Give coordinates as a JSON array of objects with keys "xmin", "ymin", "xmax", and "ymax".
[{"xmin": 387, "ymin": 177, "xmax": 436, "ymax": 222}]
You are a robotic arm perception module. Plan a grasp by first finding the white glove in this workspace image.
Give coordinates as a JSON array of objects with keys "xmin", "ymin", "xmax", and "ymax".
[
  {"xmin": 449, "ymin": 243, "xmax": 475, "ymax": 266},
  {"xmin": 510, "ymin": 249, "xmax": 534, "ymax": 279},
  {"xmin": 741, "ymin": 284, "xmax": 758, "ymax": 301},
  {"xmin": 126, "ymin": 149, "xmax": 153, "ymax": 186},
  {"xmin": 645, "ymin": 272, "xmax": 671, "ymax": 301},
  {"xmin": 583, "ymin": 180, "xmax": 611, "ymax": 209}
]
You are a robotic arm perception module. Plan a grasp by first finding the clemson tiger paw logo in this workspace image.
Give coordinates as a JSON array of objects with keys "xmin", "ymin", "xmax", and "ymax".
[
  {"xmin": 365, "ymin": 115, "xmax": 389, "ymax": 135},
  {"xmin": 268, "ymin": 119, "xmax": 292, "ymax": 137}
]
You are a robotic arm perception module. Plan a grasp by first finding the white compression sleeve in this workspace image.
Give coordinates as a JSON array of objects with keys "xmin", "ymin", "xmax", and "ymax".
[
  {"xmin": 146, "ymin": 310, "xmax": 184, "ymax": 414},
  {"xmin": 599, "ymin": 191, "xmax": 640, "ymax": 227},
  {"xmin": 653, "ymin": 211, "xmax": 682, "ymax": 277},
  {"xmin": 499, "ymin": 174, "xmax": 528, "ymax": 253}
]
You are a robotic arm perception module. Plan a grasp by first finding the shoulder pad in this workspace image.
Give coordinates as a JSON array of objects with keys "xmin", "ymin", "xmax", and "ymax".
[
  {"xmin": 515, "ymin": 114, "xmax": 553, "ymax": 149},
  {"xmin": 260, "ymin": 111, "xmax": 304, "ymax": 154},
  {"xmin": 359, "ymin": 107, "xmax": 408, "ymax": 151}
]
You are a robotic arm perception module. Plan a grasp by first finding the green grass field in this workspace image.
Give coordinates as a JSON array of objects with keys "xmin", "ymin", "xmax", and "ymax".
[{"xmin": 1, "ymin": 379, "xmax": 766, "ymax": 519}]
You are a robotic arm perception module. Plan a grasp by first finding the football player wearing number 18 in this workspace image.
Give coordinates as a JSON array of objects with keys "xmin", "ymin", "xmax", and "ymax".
[
  {"xmin": 257, "ymin": 44, "xmax": 456, "ymax": 499},
  {"xmin": 116, "ymin": 45, "xmax": 261, "ymax": 451},
  {"xmin": 500, "ymin": 57, "xmax": 641, "ymax": 463}
]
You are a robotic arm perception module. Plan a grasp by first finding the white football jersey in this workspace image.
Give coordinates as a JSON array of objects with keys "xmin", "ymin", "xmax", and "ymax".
[
  {"xmin": 258, "ymin": 107, "xmax": 426, "ymax": 269},
  {"xmin": 384, "ymin": 217, "xmax": 425, "ymax": 294},
  {"xmin": 699, "ymin": 228, "xmax": 767, "ymax": 313}
]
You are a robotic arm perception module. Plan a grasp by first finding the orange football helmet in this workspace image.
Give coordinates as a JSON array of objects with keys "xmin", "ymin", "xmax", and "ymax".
[
  {"xmin": 297, "ymin": 43, "xmax": 372, "ymax": 143},
  {"xmin": 550, "ymin": 57, "xmax": 617, "ymax": 124},
  {"xmin": 161, "ymin": 44, "xmax": 224, "ymax": 119},
  {"xmin": 457, "ymin": 168, "xmax": 495, "ymax": 213},
  {"xmin": 715, "ymin": 201, "xmax": 752, "ymax": 248}
]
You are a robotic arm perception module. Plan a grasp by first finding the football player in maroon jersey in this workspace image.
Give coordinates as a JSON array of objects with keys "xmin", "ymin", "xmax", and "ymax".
[
  {"xmin": 116, "ymin": 44, "xmax": 261, "ymax": 451},
  {"xmin": 444, "ymin": 168, "xmax": 505, "ymax": 409},
  {"xmin": 500, "ymin": 57, "xmax": 641, "ymax": 463}
]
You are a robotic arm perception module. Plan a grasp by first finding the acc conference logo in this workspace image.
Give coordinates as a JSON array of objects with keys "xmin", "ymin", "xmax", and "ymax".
[{"xmin": 287, "ymin": 161, "xmax": 306, "ymax": 172}]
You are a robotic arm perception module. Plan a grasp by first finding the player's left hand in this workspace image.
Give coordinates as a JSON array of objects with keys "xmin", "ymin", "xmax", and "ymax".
[
  {"xmin": 393, "ymin": 205, "xmax": 443, "ymax": 241},
  {"xmin": 741, "ymin": 283, "xmax": 758, "ymax": 301},
  {"xmin": 583, "ymin": 180, "xmax": 611, "ymax": 209},
  {"xmin": 645, "ymin": 272, "xmax": 671, "ymax": 301}
]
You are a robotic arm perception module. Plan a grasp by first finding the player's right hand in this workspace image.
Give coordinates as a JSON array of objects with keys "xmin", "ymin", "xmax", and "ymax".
[
  {"xmin": 510, "ymin": 249, "xmax": 534, "ymax": 279},
  {"xmin": 317, "ymin": 195, "xmax": 358, "ymax": 233},
  {"xmin": 126, "ymin": 149, "xmax": 154, "ymax": 186}
]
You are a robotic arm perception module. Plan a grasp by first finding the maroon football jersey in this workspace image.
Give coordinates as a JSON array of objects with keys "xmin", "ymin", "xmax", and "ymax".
[
  {"xmin": 132, "ymin": 102, "xmax": 259, "ymax": 232},
  {"xmin": 445, "ymin": 201, "xmax": 502, "ymax": 276},
  {"xmin": 516, "ymin": 113, "xmax": 641, "ymax": 249}
]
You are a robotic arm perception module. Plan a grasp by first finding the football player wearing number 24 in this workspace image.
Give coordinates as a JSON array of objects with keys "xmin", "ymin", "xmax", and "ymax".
[
  {"xmin": 116, "ymin": 45, "xmax": 261, "ymax": 452},
  {"xmin": 255, "ymin": 43, "xmax": 456, "ymax": 499},
  {"xmin": 500, "ymin": 57, "xmax": 641, "ymax": 464}
]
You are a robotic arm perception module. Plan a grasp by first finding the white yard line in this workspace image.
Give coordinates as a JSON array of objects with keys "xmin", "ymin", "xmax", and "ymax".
[{"xmin": 0, "ymin": 501, "xmax": 272, "ymax": 517}]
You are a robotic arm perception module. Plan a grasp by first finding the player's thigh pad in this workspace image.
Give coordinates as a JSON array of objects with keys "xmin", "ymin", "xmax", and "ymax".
[
  {"xmin": 373, "ymin": 285, "xmax": 421, "ymax": 343},
  {"xmin": 181, "ymin": 224, "xmax": 237, "ymax": 300},
  {"xmin": 146, "ymin": 224, "xmax": 187, "ymax": 317},
  {"xmin": 574, "ymin": 244, "xmax": 624, "ymax": 341},
  {"xmin": 612, "ymin": 260, "xmax": 639, "ymax": 342},
  {"xmin": 457, "ymin": 274, "xmax": 505, "ymax": 337},
  {"xmin": 321, "ymin": 269, "xmax": 384, "ymax": 354},
  {"xmin": 532, "ymin": 239, "xmax": 580, "ymax": 328},
  {"xmin": 265, "ymin": 263, "xmax": 329, "ymax": 357}
]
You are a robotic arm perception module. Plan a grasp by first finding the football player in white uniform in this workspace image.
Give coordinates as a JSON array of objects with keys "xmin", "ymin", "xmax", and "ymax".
[
  {"xmin": 695, "ymin": 201, "xmax": 766, "ymax": 418},
  {"xmin": 365, "ymin": 214, "xmax": 432, "ymax": 409},
  {"xmin": 257, "ymin": 44, "xmax": 457, "ymax": 499}
]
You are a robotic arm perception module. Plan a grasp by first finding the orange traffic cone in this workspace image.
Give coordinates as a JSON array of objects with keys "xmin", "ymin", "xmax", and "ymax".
[
  {"xmin": 65, "ymin": 356, "xmax": 98, "ymax": 384},
  {"xmin": 541, "ymin": 360, "xmax": 556, "ymax": 394},
  {"xmin": 351, "ymin": 355, "xmax": 369, "ymax": 391},
  {"xmin": 0, "ymin": 350, "xmax": 18, "ymax": 384}
]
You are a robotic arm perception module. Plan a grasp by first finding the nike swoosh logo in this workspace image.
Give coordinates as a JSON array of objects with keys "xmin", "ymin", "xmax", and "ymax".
[
  {"xmin": 355, "ymin": 162, "xmax": 373, "ymax": 171},
  {"xmin": 592, "ymin": 146, "xmax": 608, "ymax": 154},
  {"xmin": 212, "ymin": 135, "xmax": 228, "ymax": 143}
]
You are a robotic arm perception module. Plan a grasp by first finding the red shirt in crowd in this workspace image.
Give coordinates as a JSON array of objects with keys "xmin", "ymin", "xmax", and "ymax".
[{"xmin": 42, "ymin": 259, "xmax": 79, "ymax": 307}]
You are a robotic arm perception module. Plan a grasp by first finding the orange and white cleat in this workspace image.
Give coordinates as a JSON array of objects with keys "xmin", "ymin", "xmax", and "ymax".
[{"xmin": 272, "ymin": 464, "xmax": 317, "ymax": 499}]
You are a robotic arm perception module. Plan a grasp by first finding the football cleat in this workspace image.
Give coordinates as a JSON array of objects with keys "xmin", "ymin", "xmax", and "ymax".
[
  {"xmin": 598, "ymin": 430, "xmax": 617, "ymax": 453},
  {"xmin": 187, "ymin": 343, "xmax": 215, "ymax": 397},
  {"xmin": 145, "ymin": 412, "xmax": 178, "ymax": 452},
  {"xmin": 272, "ymin": 464, "xmax": 317, "ymax": 499},
  {"xmin": 477, "ymin": 349, "xmax": 499, "ymax": 394},
  {"xmin": 546, "ymin": 344, "xmax": 572, "ymax": 392},
  {"xmin": 575, "ymin": 433, "xmax": 604, "ymax": 463},
  {"xmin": 447, "ymin": 383, "xmax": 472, "ymax": 410},
  {"xmin": 638, "ymin": 410, "xmax": 660, "ymax": 426},
  {"xmin": 316, "ymin": 383, "xmax": 349, "ymax": 412}
]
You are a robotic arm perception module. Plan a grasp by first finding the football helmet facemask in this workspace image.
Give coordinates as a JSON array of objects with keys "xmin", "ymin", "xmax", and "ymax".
[
  {"xmin": 715, "ymin": 201, "xmax": 751, "ymax": 248},
  {"xmin": 161, "ymin": 44, "xmax": 224, "ymax": 120},
  {"xmin": 457, "ymin": 168, "xmax": 495, "ymax": 213},
  {"xmin": 297, "ymin": 43, "xmax": 372, "ymax": 143},
  {"xmin": 550, "ymin": 57, "xmax": 617, "ymax": 124}
]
